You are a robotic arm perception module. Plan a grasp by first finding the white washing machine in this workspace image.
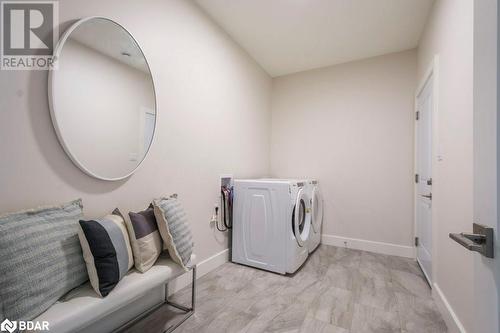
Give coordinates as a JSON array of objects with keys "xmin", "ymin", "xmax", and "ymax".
[
  {"xmin": 307, "ymin": 180, "xmax": 324, "ymax": 253},
  {"xmin": 231, "ymin": 179, "xmax": 311, "ymax": 274}
]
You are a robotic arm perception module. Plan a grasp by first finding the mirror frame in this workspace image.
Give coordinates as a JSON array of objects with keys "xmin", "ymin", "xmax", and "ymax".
[{"xmin": 48, "ymin": 16, "xmax": 158, "ymax": 181}]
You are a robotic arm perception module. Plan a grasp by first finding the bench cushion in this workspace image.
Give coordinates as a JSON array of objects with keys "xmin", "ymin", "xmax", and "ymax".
[{"xmin": 33, "ymin": 254, "xmax": 195, "ymax": 333}]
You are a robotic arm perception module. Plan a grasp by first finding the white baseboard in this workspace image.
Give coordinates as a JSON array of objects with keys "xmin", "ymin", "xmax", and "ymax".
[
  {"xmin": 321, "ymin": 234, "xmax": 415, "ymax": 258},
  {"xmin": 432, "ymin": 283, "xmax": 467, "ymax": 333},
  {"xmin": 167, "ymin": 248, "xmax": 229, "ymax": 295}
]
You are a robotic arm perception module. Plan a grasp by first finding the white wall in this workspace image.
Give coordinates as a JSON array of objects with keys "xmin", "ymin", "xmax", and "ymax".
[
  {"xmin": 270, "ymin": 50, "xmax": 417, "ymax": 254},
  {"xmin": 417, "ymin": 0, "xmax": 474, "ymax": 331},
  {"xmin": 0, "ymin": 0, "xmax": 271, "ymax": 266}
]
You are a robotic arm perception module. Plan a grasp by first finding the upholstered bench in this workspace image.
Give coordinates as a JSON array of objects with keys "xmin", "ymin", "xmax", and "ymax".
[{"xmin": 31, "ymin": 254, "xmax": 196, "ymax": 333}]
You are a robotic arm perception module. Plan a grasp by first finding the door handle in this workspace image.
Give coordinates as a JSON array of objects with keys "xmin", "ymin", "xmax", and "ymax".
[
  {"xmin": 449, "ymin": 223, "xmax": 494, "ymax": 258},
  {"xmin": 420, "ymin": 193, "xmax": 432, "ymax": 200}
]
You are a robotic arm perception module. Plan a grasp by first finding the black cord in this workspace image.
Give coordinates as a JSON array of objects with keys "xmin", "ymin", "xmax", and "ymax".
[
  {"xmin": 215, "ymin": 204, "xmax": 227, "ymax": 232},
  {"xmin": 226, "ymin": 187, "xmax": 233, "ymax": 229},
  {"xmin": 220, "ymin": 186, "xmax": 233, "ymax": 230},
  {"xmin": 222, "ymin": 187, "xmax": 229, "ymax": 229}
]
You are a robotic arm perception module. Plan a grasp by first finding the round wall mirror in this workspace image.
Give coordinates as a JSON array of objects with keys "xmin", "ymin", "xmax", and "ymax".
[{"xmin": 49, "ymin": 17, "xmax": 157, "ymax": 181}]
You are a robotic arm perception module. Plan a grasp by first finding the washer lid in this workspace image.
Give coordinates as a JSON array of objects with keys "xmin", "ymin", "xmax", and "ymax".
[
  {"xmin": 293, "ymin": 188, "xmax": 311, "ymax": 247},
  {"xmin": 311, "ymin": 186, "xmax": 324, "ymax": 233}
]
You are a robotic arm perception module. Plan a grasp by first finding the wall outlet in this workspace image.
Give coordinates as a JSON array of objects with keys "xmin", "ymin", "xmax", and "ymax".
[{"xmin": 210, "ymin": 204, "xmax": 219, "ymax": 225}]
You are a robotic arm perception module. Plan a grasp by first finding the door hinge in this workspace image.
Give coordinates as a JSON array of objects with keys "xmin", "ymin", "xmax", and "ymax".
[
  {"xmin": 415, "ymin": 237, "xmax": 419, "ymax": 247},
  {"xmin": 415, "ymin": 174, "xmax": 419, "ymax": 183},
  {"xmin": 416, "ymin": 111, "xmax": 420, "ymax": 120}
]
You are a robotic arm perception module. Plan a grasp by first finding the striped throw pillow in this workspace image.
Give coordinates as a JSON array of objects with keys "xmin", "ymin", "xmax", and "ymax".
[
  {"xmin": 0, "ymin": 199, "xmax": 88, "ymax": 322},
  {"xmin": 78, "ymin": 211, "xmax": 134, "ymax": 297},
  {"xmin": 153, "ymin": 196, "xmax": 194, "ymax": 270}
]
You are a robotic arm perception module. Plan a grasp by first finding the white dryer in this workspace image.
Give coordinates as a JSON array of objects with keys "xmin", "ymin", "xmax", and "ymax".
[
  {"xmin": 231, "ymin": 179, "xmax": 311, "ymax": 274},
  {"xmin": 307, "ymin": 180, "xmax": 323, "ymax": 253}
]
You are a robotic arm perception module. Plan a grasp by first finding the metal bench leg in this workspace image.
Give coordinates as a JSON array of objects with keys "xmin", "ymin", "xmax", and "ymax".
[
  {"xmin": 112, "ymin": 265, "xmax": 197, "ymax": 333},
  {"xmin": 163, "ymin": 265, "xmax": 196, "ymax": 333}
]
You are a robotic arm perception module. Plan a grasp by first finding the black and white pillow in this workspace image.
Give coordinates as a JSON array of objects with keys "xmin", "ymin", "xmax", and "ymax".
[{"xmin": 78, "ymin": 210, "xmax": 134, "ymax": 297}]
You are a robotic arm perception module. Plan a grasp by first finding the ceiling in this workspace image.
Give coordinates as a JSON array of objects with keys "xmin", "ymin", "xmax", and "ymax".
[{"xmin": 195, "ymin": 0, "xmax": 434, "ymax": 77}]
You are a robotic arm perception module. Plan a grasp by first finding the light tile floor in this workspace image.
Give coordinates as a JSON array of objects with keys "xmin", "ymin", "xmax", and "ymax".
[{"xmin": 125, "ymin": 245, "xmax": 447, "ymax": 333}]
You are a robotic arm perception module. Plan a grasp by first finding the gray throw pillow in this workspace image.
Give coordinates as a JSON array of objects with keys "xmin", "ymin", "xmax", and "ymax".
[
  {"xmin": 0, "ymin": 199, "xmax": 88, "ymax": 321},
  {"xmin": 125, "ymin": 206, "xmax": 163, "ymax": 273},
  {"xmin": 153, "ymin": 196, "xmax": 194, "ymax": 270}
]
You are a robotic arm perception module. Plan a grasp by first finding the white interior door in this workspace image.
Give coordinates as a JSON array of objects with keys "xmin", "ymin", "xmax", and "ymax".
[
  {"xmin": 416, "ymin": 75, "xmax": 433, "ymax": 284},
  {"xmin": 471, "ymin": 1, "xmax": 499, "ymax": 332}
]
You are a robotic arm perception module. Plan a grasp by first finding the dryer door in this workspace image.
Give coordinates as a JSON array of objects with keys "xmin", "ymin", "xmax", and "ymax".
[
  {"xmin": 293, "ymin": 188, "xmax": 311, "ymax": 247},
  {"xmin": 311, "ymin": 186, "xmax": 324, "ymax": 233},
  {"xmin": 232, "ymin": 181, "xmax": 287, "ymax": 274}
]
